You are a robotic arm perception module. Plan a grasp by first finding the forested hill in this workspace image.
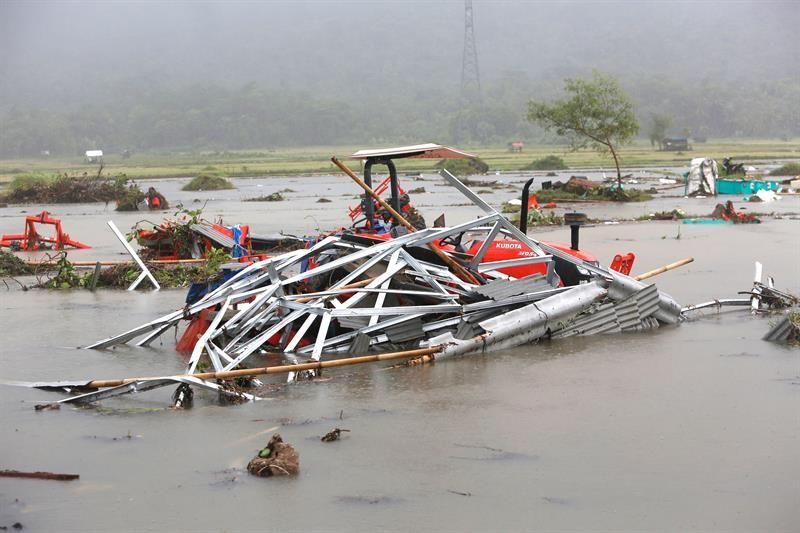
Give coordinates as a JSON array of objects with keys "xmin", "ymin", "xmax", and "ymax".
[{"xmin": 1, "ymin": 1, "xmax": 797, "ymax": 157}]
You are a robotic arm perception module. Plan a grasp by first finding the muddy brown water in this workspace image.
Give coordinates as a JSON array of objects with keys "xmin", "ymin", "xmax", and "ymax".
[{"xmin": 1, "ymin": 172, "xmax": 799, "ymax": 531}]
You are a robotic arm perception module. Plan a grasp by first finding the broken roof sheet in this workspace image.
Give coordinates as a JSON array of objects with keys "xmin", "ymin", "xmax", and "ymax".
[
  {"xmin": 351, "ymin": 143, "xmax": 475, "ymax": 160},
  {"xmin": 470, "ymin": 274, "xmax": 553, "ymax": 301}
]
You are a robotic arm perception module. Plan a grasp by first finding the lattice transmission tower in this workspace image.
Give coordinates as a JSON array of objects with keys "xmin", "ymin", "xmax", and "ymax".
[{"xmin": 460, "ymin": 0, "xmax": 482, "ymax": 104}]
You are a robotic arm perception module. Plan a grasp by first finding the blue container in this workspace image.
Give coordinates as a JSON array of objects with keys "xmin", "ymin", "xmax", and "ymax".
[{"xmin": 716, "ymin": 179, "xmax": 782, "ymax": 195}]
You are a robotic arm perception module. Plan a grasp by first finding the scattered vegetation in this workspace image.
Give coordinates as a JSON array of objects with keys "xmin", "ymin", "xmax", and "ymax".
[
  {"xmin": 40, "ymin": 248, "xmax": 230, "ymax": 290},
  {"xmin": 788, "ymin": 312, "xmax": 800, "ymax": 345},
  {"xmin": 182, "ymin": 174, "xmax": 235, "ymax": 191},
  {"xmin": 316, "ymin": 198, "xmax": 332, "ymax": 203},
  {"xmin": 501, "ymin": 202, "xmax": 563, "ymax": 226},
  {"xmin": 0, "ymin": 249, "xmax": 32, "ymax": 277},
  {"xmin": 533, "ymin": 185, "xmax": 652, "ymax": 203},
  {"xmin": 638, "ymin": 209, "xmax": 687, "ymax": 221},
  {"xmin": 769, "ymin": 162, "xmax": 800, "ymax": 176},
  {"xmin": 523, "ymin": 155, "xmax": 568, "ymax": 171},
  {"xmin": 435, "ymin": 157, "xmax": 489, "ymax": 176},
  {"xmin": 459, "ymin": 177, "xmax": 515, "ymax": 190}
]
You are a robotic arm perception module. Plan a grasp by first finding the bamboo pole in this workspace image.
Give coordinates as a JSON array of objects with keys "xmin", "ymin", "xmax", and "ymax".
[
  {"xmin": 83, "ymin": 346, "xmax": 442, "ymax": 389},
  {"xmin": 330, "ymin": 157, "xmax": 480, "ymax": 285},
  {"xmin": 25, "ymin": 258, "xmax": 208, "ymax": 268},
  {"xmin": 634, "ymin": 257, "xmax": 694, "ymax": 281}
]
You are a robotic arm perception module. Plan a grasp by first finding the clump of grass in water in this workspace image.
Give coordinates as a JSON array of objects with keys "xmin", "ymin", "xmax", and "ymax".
[
  {"xmin": 769, "ymin": 162, "xmax": 800, "ymax": 176},
  {"xmin": 523, "ymin": 155, "xmax": 568, "ymax": 171},
  {"xmin": 435, "ymin": 157, "xmax": 489, "ymax": 176},
  {"xmin": 182, "ymin": 174, "xmax": 235, "ymax": 191}
]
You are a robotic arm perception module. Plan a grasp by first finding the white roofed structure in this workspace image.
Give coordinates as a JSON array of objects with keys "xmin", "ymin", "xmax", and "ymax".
[{"xmin": 351, "ymin": 144, "xmax": 475, "ymax": 160}]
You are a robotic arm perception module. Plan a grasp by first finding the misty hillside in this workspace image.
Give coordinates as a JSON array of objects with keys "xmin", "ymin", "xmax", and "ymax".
[{"xmin": 1, "ymin": 0, "xmax": 798, "ymax": 156}]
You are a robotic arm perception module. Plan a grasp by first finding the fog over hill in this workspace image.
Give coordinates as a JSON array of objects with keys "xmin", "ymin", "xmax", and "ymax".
[{"xmin": 1, "ymin": 0, "xmax": 797, "ymax": 155}]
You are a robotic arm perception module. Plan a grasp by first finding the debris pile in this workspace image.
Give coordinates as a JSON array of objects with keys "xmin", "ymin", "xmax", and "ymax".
[
  {"xmin": 22, "ymin": 170, "xmax": 683, "ymax": 407},
  {"xmin": 710, "ymin": 200, "xmax": 760, "ymax": 224},
  {"xmin": 763, "ymin": 312, "xmax": 800, "ymax": 345},
  {"xmin": 0, "ymin": 173, "xmax": 132, "ymax": 205},
  {"xmin": 133, "ymin": 209, "xmax": 303, "ymax": 261},
  {"xmin": 321, "ymin": 428, "xmax": 350, "ymax": 442},
  {"xmin": 247, "ymin": 434, "xmax": 300, "ymax": 477}
]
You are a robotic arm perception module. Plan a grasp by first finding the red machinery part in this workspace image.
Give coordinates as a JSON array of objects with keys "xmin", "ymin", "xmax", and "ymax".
[
  {"xmin": 0, "ymin": 211, "xmax": 90, "ymax": 250},
  {"xmin": 610, "ymin": 253, "xmax": 636, "ymax": 275}
]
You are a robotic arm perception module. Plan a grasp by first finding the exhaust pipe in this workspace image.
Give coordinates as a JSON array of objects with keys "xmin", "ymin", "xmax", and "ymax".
[{"xmin": 563, "ymin": 212, "xmax": 588, "ymax": 251}]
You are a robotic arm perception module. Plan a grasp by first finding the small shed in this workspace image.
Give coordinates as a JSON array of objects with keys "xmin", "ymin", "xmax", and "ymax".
[
  {"xmin": 662, "ymin": 138, "xmax": 689, "ymax": 152},
  {"xmin": 509, "ymin": 141, "xmax": 524, "ymax": 153},
  {"xmin": 85, "ymin": 150, "xmax": 104, "ymax": 163}
]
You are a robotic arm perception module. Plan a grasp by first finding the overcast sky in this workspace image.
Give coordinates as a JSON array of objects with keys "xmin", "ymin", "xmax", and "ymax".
[{"xmin": 1, "ymin": 0, "xmax": 797, "ymax": 109}]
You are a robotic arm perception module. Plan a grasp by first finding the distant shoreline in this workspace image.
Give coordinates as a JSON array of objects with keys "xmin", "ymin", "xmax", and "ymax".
[{"xmin": 1, "ymin": 139, "xmax": 797, "ymax": 185}]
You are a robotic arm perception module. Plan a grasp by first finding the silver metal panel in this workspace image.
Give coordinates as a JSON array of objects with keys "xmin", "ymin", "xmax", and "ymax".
[{"xmin": 471, "ymin": 274, "xmax": 552, "ymax": 301}]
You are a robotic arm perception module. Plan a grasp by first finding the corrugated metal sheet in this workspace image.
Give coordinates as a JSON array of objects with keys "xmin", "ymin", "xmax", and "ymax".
[
  {"xmin": 385, "ymin": 317, "xmax": 424, "ymax": 343},
  {"xmin": 348, "ymin": 332, "xmax": 371, "ymax": 354},
  {"xmin": 552, "ymin": 284, "xmax": 661, "ymax": 338},
  {"xmin": 763, "ymin": 313, "xmax": 798, "ymax": 343},
  {"xmin": 190, "ymin": 224, "xmax": 236, "ymax": 248},
  {"xmin": 337, "ymin": 315, "xmax": 370, "ymax": 330},
  {"xmin": 455, "ymin": 319, "xmax": 481, "ymax": 340},
  {"xmin": 471, "ymin": 274, "xmax": 553, "ymax": 301}
]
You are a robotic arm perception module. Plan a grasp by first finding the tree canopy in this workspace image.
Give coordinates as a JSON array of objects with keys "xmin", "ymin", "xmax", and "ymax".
[
  {"xmin": 648, "ymin": 113, "xmax": 673, "ymax": 150},
  {"xmin": 528, "ymin": 71, "xmax": 639, "ymax": 187}
]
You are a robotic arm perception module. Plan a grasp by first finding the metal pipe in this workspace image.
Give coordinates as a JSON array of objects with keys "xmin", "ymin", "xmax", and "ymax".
[
  {"xmin": 519, "ymin": 177, "xmax": 535, "ymax": 233},
  {"xmin": 363, "ymin": 159, "xmax": 375, "ymax": 226},
  {"xmin": 562, "ymin": 212, "xmax": 588, "ymax": 251},
  {"xmin": 681, "ymin": 299, "xmax": 751, "ymax": 313}
]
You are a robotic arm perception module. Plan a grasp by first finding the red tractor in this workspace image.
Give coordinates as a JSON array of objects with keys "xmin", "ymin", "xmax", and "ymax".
[{"xmin": 339, "ymin": 144, "xmax": 633, "ymax": 286}]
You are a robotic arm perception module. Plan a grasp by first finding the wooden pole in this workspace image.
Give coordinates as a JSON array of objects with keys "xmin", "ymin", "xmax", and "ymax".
[
  {"xmin": 0, "ymin": 470, "xmax": 79, "ymax": 481},
  {"xmin": 634, "ymin": 257, "xmax": 694, "ymax": 281},
  {"xmin": 330, "ymin": 157, "xmax": 480, "ymax": 285},
  {"xmin": 83, "ymin": 346, "xmax": 442, "ymax": 389}
]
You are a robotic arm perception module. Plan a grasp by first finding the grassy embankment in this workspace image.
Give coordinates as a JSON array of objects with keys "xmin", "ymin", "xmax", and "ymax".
[{"xmin": 1, "ymin": 139, "xmax": 798, "ymax": 187}]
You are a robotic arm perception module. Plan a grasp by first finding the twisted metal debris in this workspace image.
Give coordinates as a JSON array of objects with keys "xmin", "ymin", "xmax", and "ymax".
[{"xmin": 18, "ymin": 171, "xmax": 684, "ymax": 406}]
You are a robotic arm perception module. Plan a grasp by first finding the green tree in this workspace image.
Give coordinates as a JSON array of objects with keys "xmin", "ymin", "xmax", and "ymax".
[
  {"xmin": 648, "ymin": 113, "xmax": 672, "ymax": 150},
  {"xmin": 527, "ymin": 71, "xmax": 639, "ymax": 188}
]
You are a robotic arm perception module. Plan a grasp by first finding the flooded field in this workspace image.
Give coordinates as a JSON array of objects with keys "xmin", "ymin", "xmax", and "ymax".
[{"xmin": 1, "ymin": 170, "xmax": 799, "ymax": 531}]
